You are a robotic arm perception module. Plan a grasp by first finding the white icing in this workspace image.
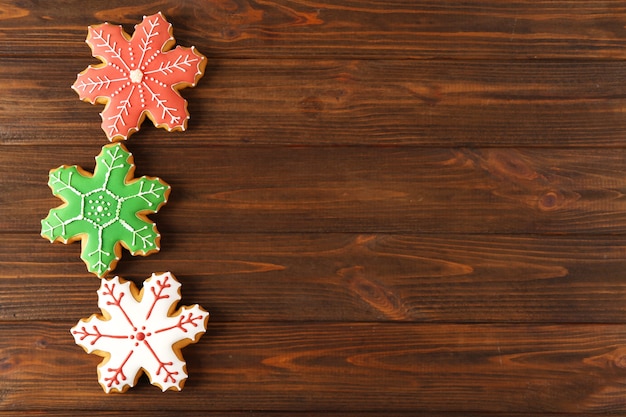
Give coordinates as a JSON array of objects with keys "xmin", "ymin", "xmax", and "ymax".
[
  {"xmin": 71, "ymin": 272, "xmax": 209, "ymax": 392},
  {"xmin": 129, "ymin": 69, "xmax": 144, "ymax": 84}
]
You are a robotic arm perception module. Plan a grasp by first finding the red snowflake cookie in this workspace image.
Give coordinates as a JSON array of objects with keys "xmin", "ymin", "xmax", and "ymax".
[{"xmin": 72, "ymin": 12, "xmax": 207, "ymax": 141}]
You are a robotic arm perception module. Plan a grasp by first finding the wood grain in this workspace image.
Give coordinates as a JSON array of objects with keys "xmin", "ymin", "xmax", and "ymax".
[
  {"xmin": 0, "ymin": 414, "xmax": 585, "ymax": 417},
  {"xmin": 0, "ymin": 414, "xmax": 555, "ymax": 417},
  {"xmin": 0, "ymin": 414, "xmax": 505, "ymax": 417},
  {"xmin": 7, "ymin": 145, "xmax": 626, "ymax": 234},
  {"xmin": 3, "ymin": 58, "xmax": 626, "ymax": 147},
  {"xmin": 1, "ymin": 1, "xmax": 626, "ymax": 59},
  {"xmin": 3, "ymin": 233, "xmax": 626, "ymax": 323},
  {"xmin": 4, "ymin": 321, "xmax": 626, "ymax": 413},
  {"xmin": 3, "ymin": 0, "xmax": 626, "ymax": 414}
]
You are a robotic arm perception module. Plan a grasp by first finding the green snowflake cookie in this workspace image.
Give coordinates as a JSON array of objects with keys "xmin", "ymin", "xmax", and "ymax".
[{"xmin": 41, "ymin": 143, "xmax": 170, "ymax": 277}]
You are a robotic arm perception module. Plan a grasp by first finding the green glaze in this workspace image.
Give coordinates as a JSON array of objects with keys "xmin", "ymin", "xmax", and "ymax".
[{"xmin": 41, "ymin": 143, "xmax": 170, "ymax": 277}]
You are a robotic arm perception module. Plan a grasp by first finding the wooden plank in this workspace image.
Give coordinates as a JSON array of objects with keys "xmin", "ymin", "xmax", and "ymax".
[
  {"xmin": 8, "ymin": 411, "xmax": 486, "ymax": 417},
  {"xmin": 0, "ymin": 413, "xmax": 588, "ymax": 417},
  {"xmin": 1, "ymin": 1, "xmax": 626, "ymax": 59},
  {"xmin": 7, "ymin": 145, "xmax": 626, "ymax": 234},
  {"xmin": 3, "ymin": 58, "xmax": 626, "ymax": 147},
  {"xmin": 3, "ymin": 321, "xmax": 626, "ymax": 412},
  {"xmin": 4, "ymin": 232, "xmax": 626, "ymax": 323},
  {"xmin": 4, "ymin": 3, "xmax": 626, "ymax": 414},
  {"xmin": 0, "ymin": 413, "xmax": 511, "ymax": 417}
]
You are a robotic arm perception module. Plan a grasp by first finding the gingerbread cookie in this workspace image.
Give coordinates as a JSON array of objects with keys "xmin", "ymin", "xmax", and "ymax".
[
  {"xmin": 72, "ymin": 12, "xmax": 207, "ymax": 141},
  {"xmin": 41, "ymin": 143, "xmax": 170, "ymax": 277},
  {"xmin": 71, "ymin": 272, "xmax": 209, "ymax": 392}
]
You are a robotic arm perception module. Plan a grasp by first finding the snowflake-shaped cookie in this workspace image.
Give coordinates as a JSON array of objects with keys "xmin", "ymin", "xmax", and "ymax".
[
  {"xmin": 72, "ymin": 12, "xmax": 207, "ymax": 141},
  {"xmin": 41, "ymin": 143, "xmax": 170, "ymax": 277},
  {"xmin": 72, "ymin": 272, "xmax": 209, "ymax": 392}
]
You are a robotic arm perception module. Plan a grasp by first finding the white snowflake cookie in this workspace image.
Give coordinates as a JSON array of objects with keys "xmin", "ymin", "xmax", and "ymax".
[{"xmin": 71, "ymin": 272, "xmax": 209, "ymax": 393}]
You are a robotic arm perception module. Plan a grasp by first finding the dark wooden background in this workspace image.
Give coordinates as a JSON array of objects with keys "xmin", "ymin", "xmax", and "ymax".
[{"xmin": 3, "ymin": 0, "xmax": 626, "ymax": 414}]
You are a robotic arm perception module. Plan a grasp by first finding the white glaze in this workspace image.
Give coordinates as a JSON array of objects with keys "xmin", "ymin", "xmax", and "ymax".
[{"xmin": 71, "ymin": 272, "xmax": 209, "ymax": 392}]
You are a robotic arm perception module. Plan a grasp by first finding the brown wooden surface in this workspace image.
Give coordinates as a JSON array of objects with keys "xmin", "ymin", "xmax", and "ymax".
[{"xmin": 3, "ymin": 0, "xmax": 626, "ymax": 415}]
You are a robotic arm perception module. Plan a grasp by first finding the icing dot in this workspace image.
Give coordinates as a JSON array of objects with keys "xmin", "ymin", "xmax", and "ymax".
[
  {"xmin": 136, "ymin": 332, "xmax": 146, "ymax": 341},
  {"xmin": 129, "ymin": 69, "xmax": 144, "ymax": 84}
]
